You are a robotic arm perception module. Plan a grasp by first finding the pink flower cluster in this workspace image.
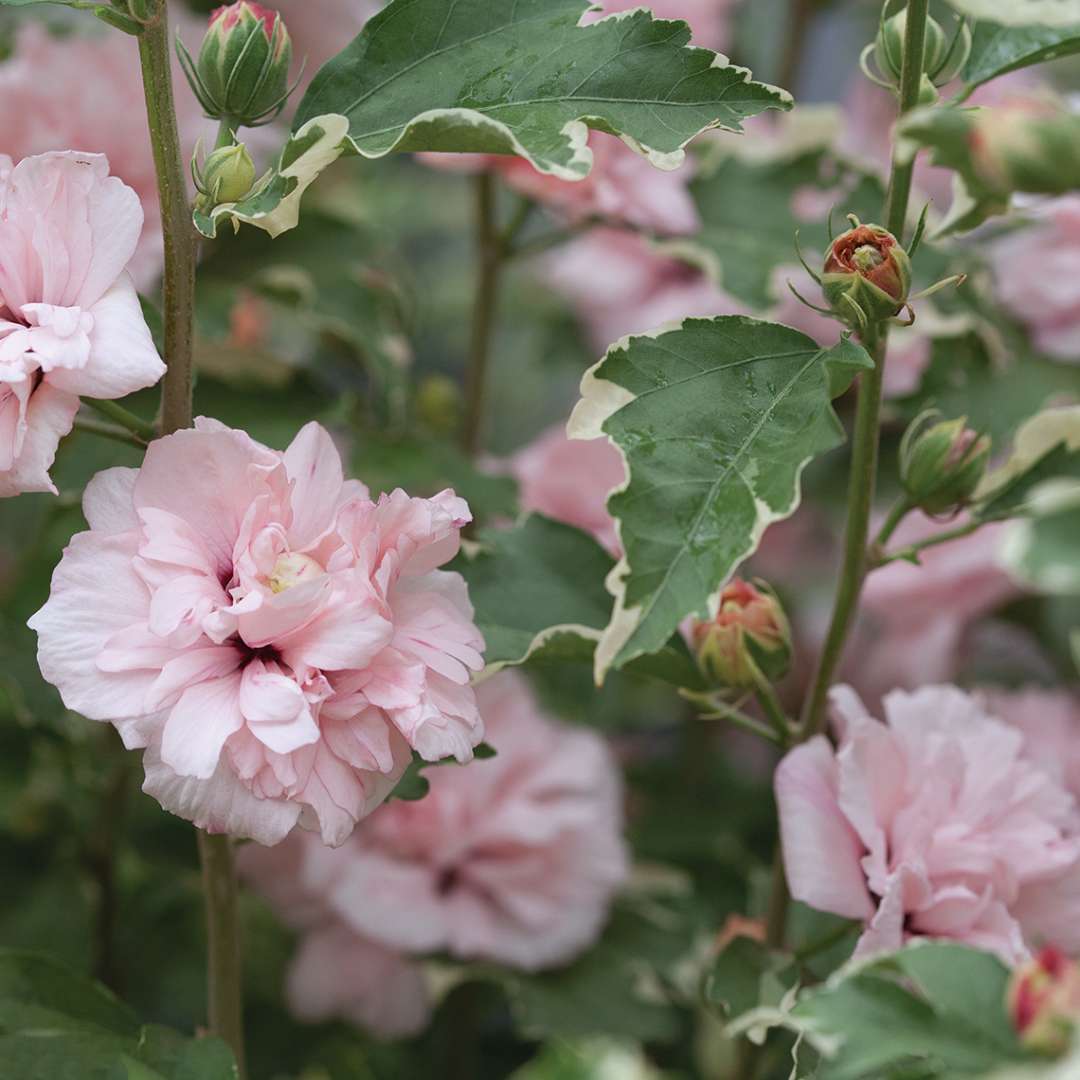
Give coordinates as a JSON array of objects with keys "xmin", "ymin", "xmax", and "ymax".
[
  {"xmin": 29, "ymin": 420, "xmax": 485, "ymax": 846},
  {"xmin": 240, "ymin": 672, "xmax": 628, "ymax": 1035},
  {"xmin": 777, "ymin": 684, "xmax": 1080, "ymax": 963},
  {"xmin": 0, "ymin": 151, "xmax": 164, "ymax": 497}
]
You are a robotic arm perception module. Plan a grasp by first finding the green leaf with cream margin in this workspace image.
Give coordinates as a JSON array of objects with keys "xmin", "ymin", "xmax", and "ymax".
[
  {"xmin": 568, "ymin": 316, "xmax": 872, "ymax": 681},
  {"xmin": 946, "ymin": 0, "xmax": 1080, "ymax": 28},
  {"xmin": 973, "ymin": 405, "xmax": 1080, "ymax": 522},
  {"xmin": 454, "ymin": 514, "xmax": 705, "ymax": 690},
  {"xmin": 199, "ymin": 0, "xmax": 791, "ymax": 237}
]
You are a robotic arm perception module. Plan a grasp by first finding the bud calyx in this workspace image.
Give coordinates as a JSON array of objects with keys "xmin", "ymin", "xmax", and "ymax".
[
  {"xmin": 900, "ymin": 411, "xmax": 990, "ymax": 515},
  {"xmin": 821, "ymin": 219, "xmax": 912, "ymax": 331}
]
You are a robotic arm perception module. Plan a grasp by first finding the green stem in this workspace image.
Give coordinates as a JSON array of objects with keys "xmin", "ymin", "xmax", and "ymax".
[
  {"xmin": 82, "ymin": 398, "xmax": 158, "ymax": 442},
  {"xmin": 139, "ymin": 1, "xmax": 197, "ymax": 436},
  {"xmin": 768, "ymin": 0, "xmax": 933, "ymax": 957},
  {"xmin": 140, "ymin": 6, "xmax": 243, "ymax": 1074},
  {"xmin": 215, "ymin": 118, "xmax": 237, "ymax": 150},
  {"xmin": 778, "ymin": 0, "xmax": 819, "ymax": 91},
  {"xmin": 73, "ymin": 417, "xmax": 147, "ymax": 450},
  {"xmin": 872, "ymin": 517, "xmax": 983, "ymax": 568},
  {"xmin": 197, "ymin": 832, "xmax": 246, "ymax": 1079},
  {"xmin": 462, "ymin": 171, "xmax": 501, "ymax": 457},
  {"xmin": 872, "ymin": 495, "xmax": 913, "ymax": 553},
  {"xmin": 753, "ymin": 677, "xmax": 793, "ymax": 748}
]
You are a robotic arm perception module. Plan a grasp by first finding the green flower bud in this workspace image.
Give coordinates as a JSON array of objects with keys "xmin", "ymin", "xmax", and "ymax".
[
  {"xmin": 900, "ymin": 412, "xmax": 991, "ymax": 515},
  {"xmin": 416, "ymin": 375, "xmax": 463, "ymax": 438},
  {"xmin": 195, "ymin": 142, "xmax": 257, "ymax": 207},
  {"xmin": 971, "ymin": 99, "xmax": 1080, "ymax": 198},
  {"xmin": 690, "ymin": 579, "xmax": 791, "ymax": 692},
  {"xmin": 178, "ymin": 2, "xmax": 293, "ymax": 129},
  {"xmin": 822, "ymin": 221, "xmax": 912, "ymax": 330},
  {"xmin": 873, "ymin": 9, "xmax": 970, "ymax": 91}
]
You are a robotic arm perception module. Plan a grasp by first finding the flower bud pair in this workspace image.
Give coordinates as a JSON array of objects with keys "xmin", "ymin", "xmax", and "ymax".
[
  {"xmin": 178, "ymin": 2, "xmax": 294, "ymax": 129},
  {"xmin": 900, "ymin": 412, "xmax": 990, "ymax": 515},
  {"xmin": 1008, "ymin": 947, "xmax": 1080, "ymax": 1058},
  {"xmin": 690, "ymin": 579, "xmax": 791, "ymax": 692}
]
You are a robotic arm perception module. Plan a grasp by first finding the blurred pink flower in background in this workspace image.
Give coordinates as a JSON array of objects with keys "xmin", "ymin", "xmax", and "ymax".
[
  {"xmin": 984, "ymin": 687, "xmax": 1080, "ymax": 801},
  {"xmin": 0, "ymin": 152, "xmax": 164, "ymax": 497},
  {"xmin": 0, "ymin": 21, "xmax": 210, "ymax": 289},
  {"xmin": 510, "ymin": 423, "xmax": 626, "ymax": 555},
  {"xmin": 245, "ymin": 672, "xmax": 628, "ymax": 983},
  {"xmin": 548, "ymin": 229, "xmax": 737, "ymax": 351},
  {"xmin": 989, "ymin": 197, "xmax": 1080, "ymax": 363},
  {"xmin": 776, "ymin": 684, "xmax": 1080, "ymax": 963},
  {"xmin": 30, "ymin": 420, "xmax": 485, "ymax": 846},
  {"xmin": 839, "ymin": 514, "xmax": 1020, "ymax": 702},
  {"xmin": 239, "ymin": 830, "xmax": 430, "ymax": 1037},
  {"xmin": 420, "ymin": 132, "xmax": 700, "ymax": 237}
]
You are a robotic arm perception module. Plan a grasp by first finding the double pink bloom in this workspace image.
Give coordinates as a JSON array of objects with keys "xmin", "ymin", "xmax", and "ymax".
[
  {"xmin": 29, "ymin": 420, "xmax": 486, "ymax": 846},
  {"xmin": 777, "ymin": 685, "xmax": 1080, "ymax": 963},
  {"xmin": 0, "ymin": 151, "xmax": 164, "ymax": 496}
]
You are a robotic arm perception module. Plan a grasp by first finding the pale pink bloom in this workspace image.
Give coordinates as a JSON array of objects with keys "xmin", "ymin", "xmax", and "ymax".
[
  {"xmin": 0, "ymin": 21, "xmax": 210, "ymax": 289},
  {"xmin": 990, "ymin": 197, "xmax": 1080, "ymax": 362},
  {"xmin": 0, "ymin": 152, "xmax": 164, "ymax": 498},
  {"xmin": 29, "ymin": 419, "xmax": 485, "ymax": 846},
  {"xmin": 251, "ymin": 673, "xmax": 627, "ymax": 970},
  {"xmin": 510, "ymin": 423, "xmax": 626, "ymax": 555},
  {"xmin": 548, "ymin": 228, "xmax": 740, "ymax": 351},
  {"xmin": 421, "ymin": 132, "xmax": 700, "ymax": 236},
  {"xmin": 776, "ymin": 684, "xmax": 1080, "ymax": 963},
  {"xmin": 844, "ymin": 513, "xmax": 1019, "ymax": 702},
  {"xmin": 581, "ymin": 0, "xmax": 736, "ymax": 51},
  {"xmin": 238, "ymin": 832, "xmax": 430, "ymax": 1038}
]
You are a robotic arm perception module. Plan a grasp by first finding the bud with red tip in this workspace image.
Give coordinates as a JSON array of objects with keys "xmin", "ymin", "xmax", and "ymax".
[
  {"xmin": 900, "ymin": 412, "xmax": 991, "ymax": 515},
  {"xmin": 690, "ymin": 579, "xmax": 791, "ymax": 691},
  {"xmin": 1008, "ymin": 946, "xmax": 1080, "ymax": 1057},
  {"xmin": 822, "ymin": 219, "xmax": 912, "ymax": 331},
  {"xmin": 177, "ymin": 2, "xmax": 294, "ymax": 129}
]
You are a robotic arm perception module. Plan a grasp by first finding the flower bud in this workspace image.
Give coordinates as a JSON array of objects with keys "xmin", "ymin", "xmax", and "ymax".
[
  {"xmin": 691, "ymin": 579, "xmax": 791, "ymax": 691},
  {"xmin": 822, "ymin": 221, "xmax": 911, "ymax": 330},
  {"xmin": 872, "ymin": 10, "xmax": 970, "ymax": 95},
  {"xmin": 970, "ymin": 99, "xmax": 1080, "ymax": 199},
  {"xmin": 900, "ymin": 413, "xmax": 990, "ymax": 515},
  {"xmin": 178, "ymin": 2, "xmax": 293, "ymax": 129},
  {"xmin": 1008, "ymin": 947, "xmax": 1080, "ymax": 1057},
  {"xmin": 270, "ymin": 552, "xmax": 324, "ymax": 594},
  {"xmin": 194, "ymin": 142, "xmax": 257, "ymax": 208},
  {"xmin": 416, "ymin": 374, "xmax": 463, "ymax": 438}
]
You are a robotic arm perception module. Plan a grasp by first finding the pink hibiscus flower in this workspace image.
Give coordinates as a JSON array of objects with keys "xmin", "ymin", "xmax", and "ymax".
[
  {"xmin": 0, "ymin": 151, "xmax": 164, "ymax": 498},
  {"xmin": 29, "ymin": 419, "xmax": 485, "ymax": 846},
  {"xmin": 776, "ymin": 684, "xmax": 1080, "ymax": 964},
  {"xmin": 244, "ymin": 672, "xmax": 628, "ymax": 974}
]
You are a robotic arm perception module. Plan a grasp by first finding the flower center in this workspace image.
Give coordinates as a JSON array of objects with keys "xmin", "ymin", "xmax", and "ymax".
[
  {"xmin": 852, "ymin": 244, "xmax": 884, "ymax": 273},
  {"xmin": 269, "ymin": 552, "xmax": 324, "ymax": 594}
]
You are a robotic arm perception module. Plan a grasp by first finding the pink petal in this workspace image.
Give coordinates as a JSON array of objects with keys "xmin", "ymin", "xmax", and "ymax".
[
  {"xmin": 46, "ymin": 275, "xmax": 163, "ymax": 398},
  {"xmin": 775, "ymin": 736, "xmax": 875, "ymax": 920},
  {"xmin": 279, "ymin": 595, "xmax": 393, "ymax": 672},
  {"xmin": 28, "ymin": 529, "xmax": 155, "ymax": 721},
  {"xmin": 0, "ymin": 381, "xmax": 79, "ymax": 497},
  {"xmin": 283, "ymin": 421, "xmax": 348, "ymax": 548},
  {"xmin": 239, "ymin": 660, "xmax": 320, "ymax": 755},
  {"xmin": 145, "ymin": 646, "xmax": 242, "ymax": 712},
  {"xmin": 83, "ymin": 466, "xmax": 138, "ymax": 533},
  {"xmin": 142, "ymin": 739, "xmax": 301, "ymax": 845},
  {"xmin": 161, "ymin": 672, "xmax": 245, "ymax": 779}
]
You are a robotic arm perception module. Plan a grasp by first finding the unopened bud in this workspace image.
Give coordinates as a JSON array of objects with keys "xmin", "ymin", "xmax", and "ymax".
[
  {"xmin": 178, "ymin": 2, "xmax": 293, "ymax": 129},
  {"xmin": 970, "ymin": 99, "xmax": 1080, "ymax": 199},
  {"xmin": 194, "ymin": 142, "xmax": 257, "ymax": 209},
  {"xmin": 416, "ymin": 375, "xmax": 463, "ymax": 438},
  {"xmin": 872, "ymin": 10, "xmax": 970, "ymax": 100},
  {"xmin": 1008, "ymin": 947, "xmax": 1080, "ymax": 1058},
  {"xmin": 900, "ymin": 412, "xmax": 990, "ymax": 515},
  {"xmin": 691, "ymin": 579, "xmax": 791, "ymax": 691},
  {"xmin": 269, "ymin": 552, "xmax": 324, "ymax": 593},
  {"xmin": 822, "ymin": 220, "xmax": 911, "ymax": 330}
]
